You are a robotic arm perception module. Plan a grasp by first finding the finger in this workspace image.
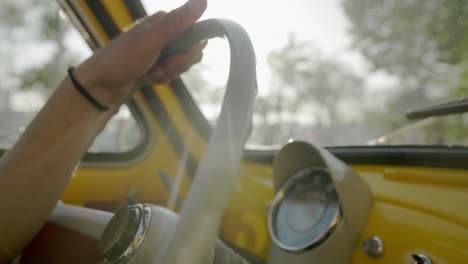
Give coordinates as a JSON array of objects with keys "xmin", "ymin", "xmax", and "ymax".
[
  {"xmin": 168, "ymin": 52, "xmax": 204, "ymax": 78},
  {"xmin": 140, "ymin": 51, "xmax": 203, "ymax": 85},
  {"xmin": 147, "ymin": 41, "xmax": 206, "ymax": 74},
  {"xmin": 138, "ymin": 11, "xmax": 167, "ymax": 30},
  {"xmin": 140, "ymin": 41, "xmax": 206, "ymax": 84},
  {"xmin": 156, "ymin": 0, "xmax": 208, "ymax": 43},
  {"xmin": 139, "ymin": 65, "xmax": 166, "ymax": 84},
  {"xmin": 124, "ymin": 11, "xmax": 166, "ymax": 34},
  {"xmin": 160, "ymin": 40, "xmax": 207, "ymax": 70}
]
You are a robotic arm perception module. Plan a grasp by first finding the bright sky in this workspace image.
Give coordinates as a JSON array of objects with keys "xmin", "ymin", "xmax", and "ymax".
[
  {"xmin": 9, "ymin": 0, "xmax": 396, "ymax": 112},
  {"xmin": 142, "ymin": 0, "xmax": 395, "ymax": 94}
]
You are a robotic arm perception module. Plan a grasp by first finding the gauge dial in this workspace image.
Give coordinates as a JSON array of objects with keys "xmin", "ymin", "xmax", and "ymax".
[{"xmin": 268, "ymin": 167, "xmax": 340, "ymax": 251}]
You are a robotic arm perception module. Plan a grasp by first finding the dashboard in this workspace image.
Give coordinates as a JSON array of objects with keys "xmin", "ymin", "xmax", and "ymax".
[
  {"xmin": 268, "ymin": 167, "xmax": 341, "ymax": 251},
  {"xmin": 267, "ymin": 141, "xmax": 373, "ymax": 264}
]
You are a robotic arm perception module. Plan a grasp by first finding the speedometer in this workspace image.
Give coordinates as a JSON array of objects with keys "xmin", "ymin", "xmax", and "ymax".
[{"xmin": 268, "ymin": 167, "xmax": 341, "ymax": 252}]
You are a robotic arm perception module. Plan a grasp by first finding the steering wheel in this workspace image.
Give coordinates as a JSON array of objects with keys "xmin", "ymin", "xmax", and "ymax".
[{"xmin": 48, "ymin": 19, "xmax": 257, "ymax": 264}]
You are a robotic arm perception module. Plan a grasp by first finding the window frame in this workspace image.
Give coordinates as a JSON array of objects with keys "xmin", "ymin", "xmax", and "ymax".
[{"xmin": 63, "ymin": 0, "xmax": 152, "ymax": 165}]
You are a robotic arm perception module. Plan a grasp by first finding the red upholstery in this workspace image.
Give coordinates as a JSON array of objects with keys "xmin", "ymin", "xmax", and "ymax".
[{"xmin": 21, "ymin": 223, "xmax": 103, "ymax": 264}]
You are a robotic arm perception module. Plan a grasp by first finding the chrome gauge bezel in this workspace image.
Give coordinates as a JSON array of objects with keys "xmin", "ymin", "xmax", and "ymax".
[{"xmin": 268, "ymin": 167, "xmax": 341, "ymax": 252}]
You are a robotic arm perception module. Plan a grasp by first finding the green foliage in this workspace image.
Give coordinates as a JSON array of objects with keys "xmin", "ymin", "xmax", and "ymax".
[
  {"xmin": 435, "ymin": 0, "xmax": 468, "ymax": 65},
  {"xmin": 0, "ymin": 0, "xmax": 80, "ymax": 93},
  {"xmin": 343, "ymin": 0, "xmax": 468, "ymax": 143},
  {"xmin": 343, "ymin": 0, "xmax": 467, "ymax": 91},
  {"xmin": 267, "ymin": 35, "xmax": 365, "ymax": 124},
  {"xmin": 344, "ymin": 0, "xmax": 465, "ymax": 70},
  {"xmin": 251, "ymin": 35, "xmax": 368, "ymax": 144}
]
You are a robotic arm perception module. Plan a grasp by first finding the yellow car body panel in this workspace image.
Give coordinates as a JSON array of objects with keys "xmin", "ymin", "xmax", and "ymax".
[
  {"xmin": 59, "ymin": 1, "xmax": 468, "ymax": 262},
  {"xmin": 352, "ymin": 166, "xmax": 468, "ymax": 263}
]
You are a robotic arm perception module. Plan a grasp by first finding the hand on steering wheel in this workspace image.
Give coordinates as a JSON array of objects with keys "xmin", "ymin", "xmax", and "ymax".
[
  {"xmin": 49, "ymin": 6, "xmax": 258, "ymax": 264},
  {"xmin": 74, "ymin": 0, "xmax": 207, "ymax": 108}
]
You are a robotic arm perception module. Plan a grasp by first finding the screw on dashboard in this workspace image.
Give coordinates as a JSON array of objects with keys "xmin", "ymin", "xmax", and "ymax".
[{"xmin": 362, "ymin": 236, "xmax": 384, "ymax": 258}]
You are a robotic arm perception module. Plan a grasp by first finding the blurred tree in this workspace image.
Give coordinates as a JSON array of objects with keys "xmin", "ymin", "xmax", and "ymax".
[
  {"xmin": 183, "ymin": 36, "xmax": 368, "ymax": 145},
  {"xmin": 182, "ymin": 63, "xmax": 224, "ymax": 126},
  {"xmin": 343, "ymin": 0, "xmax": 468, "ymax": 99},
  {"xmin": 0, "ymin": 0, "xmax": 140, "ymax": 152},
  {"xmin": 343, "ymin": 0, "xmax": 468, "ymax": 144},
  {"xmin": 0, "ymin": 0, "xmax": 80, "ymax": 95},
  {"xmin": 183, "ymin": 64, "xmax": 224, "ymax": 111},
  {"xmin": 254, "ymin": 35, "xmax": 365, "ymax": 145}
]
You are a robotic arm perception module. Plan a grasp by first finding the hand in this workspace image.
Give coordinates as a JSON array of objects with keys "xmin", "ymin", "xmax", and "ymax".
[{"xmin": 74, "ymin": 0, "xmax": 207, "ymax": 107}]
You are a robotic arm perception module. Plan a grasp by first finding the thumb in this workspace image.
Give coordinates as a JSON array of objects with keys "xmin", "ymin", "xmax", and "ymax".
[{"xmin": 156, "ymin": 0, "xmax": 208, "ymax": 43}]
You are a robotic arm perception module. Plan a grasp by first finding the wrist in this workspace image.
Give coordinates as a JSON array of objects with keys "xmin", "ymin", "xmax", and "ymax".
[
  {"xmin": 73, "ymin": 63, "xmax": 111, "ymax": 105},
  {"xmin": 73, "ymin": 62, "xmax": 131, "ymax": 108},
  {"xmin": 68, "ymin": 67, "xmax": 110, "ymax": 111}
]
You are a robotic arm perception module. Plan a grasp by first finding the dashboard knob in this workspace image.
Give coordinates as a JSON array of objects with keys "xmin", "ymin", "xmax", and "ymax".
[
  {"xmin": 100, "ymin": 204, "xmax": 151, "ymax": 264},
  {"xmin": 362, "ymin": 236, "xmax": 384, "ymax": 258}
]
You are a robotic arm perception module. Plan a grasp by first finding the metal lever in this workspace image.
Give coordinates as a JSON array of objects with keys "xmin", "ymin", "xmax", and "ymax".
[{"xmin": 412, "ymin": 254, "xmax": 432, "ymax": 264}]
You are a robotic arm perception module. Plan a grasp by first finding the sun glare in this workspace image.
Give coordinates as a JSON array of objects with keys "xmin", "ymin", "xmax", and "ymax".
[{"xmin": 141, "ymin": 0, "xmax": 372, "ymax": 92}]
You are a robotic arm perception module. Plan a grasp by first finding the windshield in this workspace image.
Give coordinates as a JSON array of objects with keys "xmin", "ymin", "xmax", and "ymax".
[{"xmin": 148, "ymin": 0, "xmax": 468, "ymax": 147}]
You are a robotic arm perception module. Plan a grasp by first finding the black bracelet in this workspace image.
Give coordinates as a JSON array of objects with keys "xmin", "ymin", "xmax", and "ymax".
[{"xmin": 67, "ymin": 67, "xmax": 109, "ymax": 111}]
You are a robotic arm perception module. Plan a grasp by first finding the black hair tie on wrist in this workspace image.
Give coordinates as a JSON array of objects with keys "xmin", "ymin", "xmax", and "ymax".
[{"xmin": 67, "ymin": 67, "xmax": 109, "ymax": 111}]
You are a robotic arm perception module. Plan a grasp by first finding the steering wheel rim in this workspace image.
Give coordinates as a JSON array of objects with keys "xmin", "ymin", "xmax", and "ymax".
[
  {"xmin": 155, "ymin": 18, "xmax": 257, "ymax": 264},
  {"xmin": 48, "ymin": 19, "xmax": 257, "ymax": 264}
]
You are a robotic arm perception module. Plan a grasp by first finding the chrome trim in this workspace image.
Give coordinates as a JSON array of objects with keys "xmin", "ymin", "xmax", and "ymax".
[
  {"xmin": 412, "ymin": 254, "xmax": 432, "ymax": 264},
  {"xmin": 101, "ymin": 204, "xmax": 152, "ymax": 264},
  {"xmin": 362, "ymin": 236, "xmax": 384, "ymax": 258},
  {"xmin": 367, "ymin": 117, "xmax": 437, "ymax": 145},
  {"xmin": 57, "ymin": 0, "xmax": 100, "ymax": 49},
  {"xmin": 268, "ymin": 167, "xmax": 341, "ymax": 252},
  {"xmin": 58, "ymin": 0, "xmax": 105, "ymax": 48}
]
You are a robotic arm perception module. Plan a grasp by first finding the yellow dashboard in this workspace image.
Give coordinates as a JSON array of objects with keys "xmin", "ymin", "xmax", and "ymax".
[{"xmin": 56, "ymin": 0, "xmax": 468, "ymax": 263}]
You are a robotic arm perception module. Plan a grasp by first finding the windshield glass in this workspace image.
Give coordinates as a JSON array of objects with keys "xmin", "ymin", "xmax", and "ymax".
[{"xmin": 143, "ymin": 0, "xmax": 467, "ymax": 147}]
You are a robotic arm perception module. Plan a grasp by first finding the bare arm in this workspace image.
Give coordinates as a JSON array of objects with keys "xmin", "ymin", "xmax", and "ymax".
[{"xmin": 0, "ymin": 0, "xmax": 207, "ymax": 261}]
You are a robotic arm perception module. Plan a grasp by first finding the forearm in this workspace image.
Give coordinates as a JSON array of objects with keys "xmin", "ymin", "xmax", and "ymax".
[
  {"xmin": 0, "ymin": 1, "xmax": 206, "ymax": 261},
  {"xmin": 0, "ymin": 76, "xmax": 115, "ymax": 261}
]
